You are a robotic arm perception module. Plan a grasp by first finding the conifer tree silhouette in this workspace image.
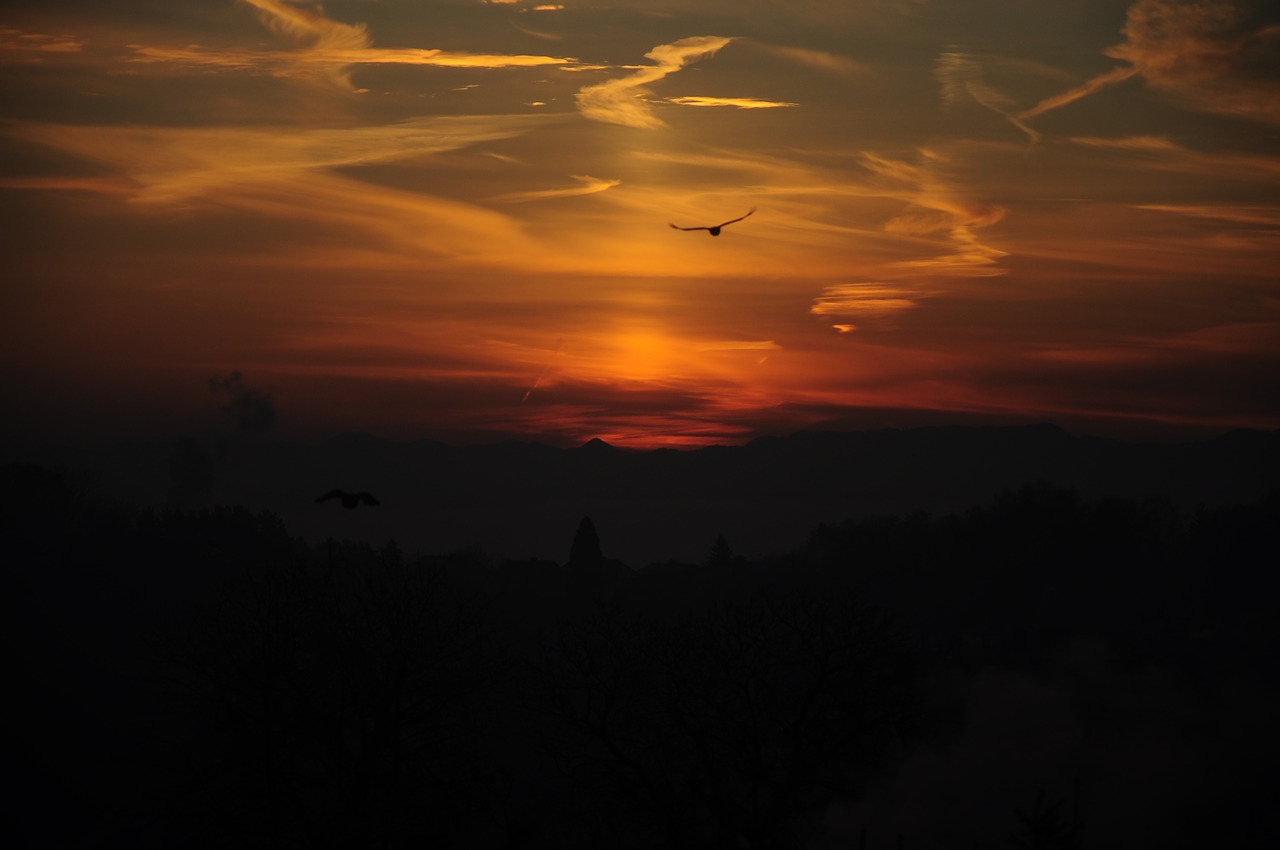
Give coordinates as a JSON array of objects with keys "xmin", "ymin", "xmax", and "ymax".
[
  {"xmin": 705, "ymin": 532, "xmax": 734, "ymax": 569},
  {"xmin": 569, "ymin": 516, "xmax": 603, "ymax": 567}
]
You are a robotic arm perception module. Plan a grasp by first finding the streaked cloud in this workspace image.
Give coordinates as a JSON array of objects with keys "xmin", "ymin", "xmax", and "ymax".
[
  {"xmin": 0, "ymin": 26, "xmax": 83, "ymax": 59},
  {"xmin": 858, "ymin": 149, "xmax": 1009, "ymax": 276},
  {"xmin": 0, "ymin": 176, "xmax": 136, "ymax": 195},
  {"xmin": 1069, "ymin": 135, "xmax": 1280, "ymax": 182},
  {"xmin": 935, "ymin": 51, "xmax": 1040, "ymax": 143},
  {"xmin": 12, "ymin": 114, "xmax": 548, "ymax": 204},
  {"xmin": 747, "ymin": 42, "xmax": 868, "ymax": 77},
  {"xmin": 666, "ymin": 96, "xmax": 798, "ymax": 109},
  {"xmin": 119, "ymin": 0, "xmax": 576, "ymax": 88},
  {"xmin": 693, "ymin": 340, "xmax": 781, "ymax": 352},
  {"xmin": 810, "ymin": 283, "xmax": 920, "ymax": 328},
  {"xmin": 1135, "ymin": 204, "xmax": 1280, "ymax": 226},
  {"xmin": 1020, "ymin": 67, "xmax": 1139, "ymax": 120},
  {"xmin": 488, "ymin": 174, "xmax": 621, "ymax": 203},
  {"xmin": 239, "ymin": 0, "xmax": 367, "ymax": 86},
  {"xmin": 1105, "ymin": 0, "xmax": 1280, "ymax": 125},
  {"xmin": 575, "ymin": 36, "xmax": 734, "ymax": 128},
  {"xmin": 127, "ymin": 43, "xmax": 576, "ymax": 72}
]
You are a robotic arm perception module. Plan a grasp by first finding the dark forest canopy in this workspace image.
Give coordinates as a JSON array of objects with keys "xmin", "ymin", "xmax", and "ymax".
[{"xmin": 7, "ymin": 462, "xmax": 1279, "ymax": 849}]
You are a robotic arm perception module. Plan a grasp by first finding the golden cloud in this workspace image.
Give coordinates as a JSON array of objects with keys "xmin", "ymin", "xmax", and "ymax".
[
  {"xmin": 13, "ymin": 115, "xmax": 546, "ymax": 204},
  {"xmin": 1135, "ymin": 204, "xmax": 1280, "ymax": 226},
  {"xmin": 1105, "ymin": 0, "xmax": 1280, "ymax": 125},
  {"xmin": 0, "ymin": 26, "xmax": 84, "ymax": 59},
  {"xmin": 488, "ymin": 174, "xmax": 621, "ymax": 203},
  {"xmin": 666, "ymin": 96, "xmax": 798, "ymax": 109},
  {"xmin": 122, "ymin": 0, "xmax": 573, "ymax": 87},
  {"xmin": 749, "ymin": 43, "xmax": 867, "ymax": 77},
  {"xmin": 810, "ymin": 283, "xmax": 918, "ymax": 319},
  {"xmin": 692, "ymin": 340, "xmax": 781, "ymax": 351},
  {"xmin": 1070, "ymin": 135, "xmax": 1280, "ymax": 182},
  {"xmin": 935, "ymin": 51, "xmax": 1040, "ymax": 142},
  {"xmin": 1020, "ymin": 66, "xmax": 1139, "ymax": 120},
  {"xmin": 575, "ymin": 36, "xmax": 734, "ymax": 129}
]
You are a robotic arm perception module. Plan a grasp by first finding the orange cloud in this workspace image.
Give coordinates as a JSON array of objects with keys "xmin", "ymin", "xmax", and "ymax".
[
  {"xmin": 1020, "ymin": 66, "xmax": 1140, "ymax": 120},
  {"xmin": 118, "ymin": 0, "xmax": 575, "ymax": 87},
  {"xmin": 809, "ymin": 284, "xmax": 918, "ymax": 321},
  {"xmin": 0, "ymin": 25, "xmax": 83, "ymax": 59},
  {"xmin": 128, "ymin": 43, "xmax": 575, "ymax": 72},
  {"xmin": 858, "ymin": 149, "xmax": 1010, "ymax": 277},
  {"xmin": 666, "ymin": 96, "xmax": 798, "ymax": 109},
  {"xmin": 12, "ymin": 115, "xmax": 547, "ymax": 204},
  {"xmin": 488, "ymin": 174, "xmax": 621, "ymax": 203},
  {"xmin": 935, "ymin": 51, "xmax": 1040, "ymax": 143},
  {"xmin": 1104, "ymin": 0, "xmax": 1280, "ymax": 124},
  {"xmin": 575, "ymin": 36, "xmax": 733, "ymax": 128},
  {"xmin": 1135, "ymin": 204, "xmax": 1280, "ymax": 226},
  {"xmin": 746, "ymin": 42, "xmax": 868, "ymax": 77},
  {"xmin": 1069, "ymin": 135, "xmax": 1280, "ymax": 182}
]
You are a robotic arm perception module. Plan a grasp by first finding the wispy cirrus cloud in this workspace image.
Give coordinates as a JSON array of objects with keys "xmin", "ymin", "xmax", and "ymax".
[
  {"xmin": 11, "ymin": 114, "xmax": 548, "ymax": 203},
  {"xmin": 575, "ymin": 36, "xmax": 733, "ymax": 129},
  {"xmin": 0, "ymin": 25, "xmax": 83, "ymax": 60},
  {"xmin": 1106, "ymin": 0, "xmax": 1280, "ymax": 125},
  {"xmin": 1020, "ymin": 66, "xmax": 1140, "ymax": 120},
  {"xmin": 128, "ymin": 0, "xmax": 575, "ymax": 87},
  {"xmin": 1134, "ymin": 203, "xmax": 1280, "ymax": 226},
  {"xmin": 128, "ymin": 43, "xmax": 575, "ymax": 73},
  {"xmin": 693, "ymin": 340, "xmax": 780, "ymax": 352},
  {"xmin": 488, "ymin": 174, "xmax": 621, "ymax": 203},
  {"xmin": 1021, "ymin": 0, "xmax": 1280, "ymax": 125},
  {"xmin": 1069, "ymin": 135, "xmax": 1280, "ymax": 182},
  {"xmin": 935, "ymin": 51, "xmax": 1040, "ymax": 143},
  {"xmin": 859, "ymin": 149, "xmax": 1009, "ymax": 277},
  {"xmin": 666, "ymin": 96, "xmax": 797, "ymax": 109},
  {"xmin": 239, "ymin": 0, "xmax": 367, "ymax": 86},
  {"xmin": 809, "ymin": 283, "xmax": 920, "ymax": 328},
  {"xmin": 746, "ymin": 42, "xmax": 868, "ymax": 77}
]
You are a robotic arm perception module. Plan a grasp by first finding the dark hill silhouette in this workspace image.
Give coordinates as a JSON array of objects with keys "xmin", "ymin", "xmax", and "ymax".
[{"xmin": 8, "ymin": 425, "xmax": 1277, "ymax": 566}]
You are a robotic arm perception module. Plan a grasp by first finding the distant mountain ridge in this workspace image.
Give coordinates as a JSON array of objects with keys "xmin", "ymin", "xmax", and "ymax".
[{"xmin": 11, "ymin": 424, "xmax": 1278, "ymax": 567}]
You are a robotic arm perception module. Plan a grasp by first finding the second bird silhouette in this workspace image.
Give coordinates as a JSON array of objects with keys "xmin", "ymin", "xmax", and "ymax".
[{"xmin": 669, "ymin": 206, "xmax": 755, "ymax": 236}]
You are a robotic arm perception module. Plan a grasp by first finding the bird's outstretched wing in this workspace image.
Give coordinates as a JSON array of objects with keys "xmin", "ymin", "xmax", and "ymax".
[
  {"xmin": 668, "ymin": 206, "xmax": 756, "ymax": 231},
  {"xmin": 315, "ymin": 489, "xmax": 343, "ymax": 504},
  {"xmin": 715, "ymin": 206, "xmax": 756, "ymax": 228},
  {"xmin": 355, "ymin": 492, "xmax": 380, "ymax": 506}
]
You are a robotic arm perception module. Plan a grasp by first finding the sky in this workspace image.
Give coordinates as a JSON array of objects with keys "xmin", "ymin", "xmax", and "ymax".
[{"xmin": 2, "ymin": 0, "xmax": 1278, "ymax": 448}]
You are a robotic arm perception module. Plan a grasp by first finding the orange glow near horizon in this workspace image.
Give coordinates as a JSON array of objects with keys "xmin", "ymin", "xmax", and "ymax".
[{"xmin": 2, "ymin": 0, "xmax": 1278, "ymax": 447}]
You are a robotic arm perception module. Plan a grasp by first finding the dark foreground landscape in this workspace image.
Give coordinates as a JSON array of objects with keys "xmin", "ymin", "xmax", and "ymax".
[{"xmin": 8, "ymin": 425, "xmax": 1280, "ymax": 849}]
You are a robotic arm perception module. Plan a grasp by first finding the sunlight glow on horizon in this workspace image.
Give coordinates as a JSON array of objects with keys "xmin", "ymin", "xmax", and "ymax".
[{"xmin": 2, "ymin": 0, "xmax": 1278, "ymax": 447}]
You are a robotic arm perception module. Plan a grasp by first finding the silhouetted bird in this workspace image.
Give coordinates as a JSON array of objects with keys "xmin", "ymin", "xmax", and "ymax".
[
  {"xmin": 315, "ymin": 489, "xmax": 380, "ymax": 509},
  {"xmin": 669, "ymin": 206, "xmax": 755, "ymax": 236}
]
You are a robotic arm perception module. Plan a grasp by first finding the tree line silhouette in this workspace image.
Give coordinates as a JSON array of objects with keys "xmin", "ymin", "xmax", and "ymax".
[{"xmin": 6, "ymin": 462, "xmax": 1278, "ymax": 848}]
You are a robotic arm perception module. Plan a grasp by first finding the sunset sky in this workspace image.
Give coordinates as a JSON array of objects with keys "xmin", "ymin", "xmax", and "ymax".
[{"xmin": 3, "ymin": 0, "xmax": 1278, "ymax": 448}]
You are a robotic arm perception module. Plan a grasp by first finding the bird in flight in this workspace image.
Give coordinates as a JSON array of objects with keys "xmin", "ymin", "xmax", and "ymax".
[
  {"xmin": 315, "ymin": 489, "xmax": 380, "ymax": 509},
  {"xmin": 669, "ymin": 206, "xmax": 756, "ymax": 236}
]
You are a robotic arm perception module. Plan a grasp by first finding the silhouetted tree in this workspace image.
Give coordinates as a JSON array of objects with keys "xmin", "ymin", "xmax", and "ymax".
[
  {"xmin": 156, "ymin": 545, "xmax": 503, "ymax": 849},
  {"xmin": 568, "ymin": 515, "xmax": 603, "ymax": 567},
  {"xmin": 705, "ymin": 533, "xmax": 734, "ymax": 569},
  {"xmin": 1008, "ymin": 781, "xmax": 1080, "ymax": 850},
  {"xmin": 528, "ymin": 586, "xmax": 917, "ymax": 849}
]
